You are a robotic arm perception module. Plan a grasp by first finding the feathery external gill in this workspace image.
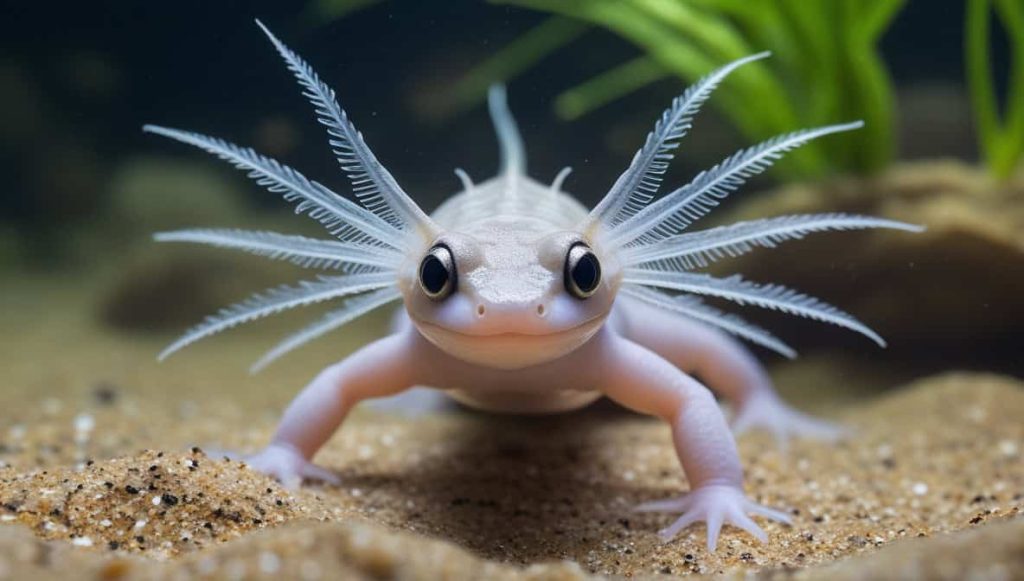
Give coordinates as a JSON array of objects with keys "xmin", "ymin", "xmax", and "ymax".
[
  {"xmin": 606, "ymin": 123, "xmax": 866, "ymax": 247},
  {"xmin": 256, "ymin": 20, "xmax": 434, "ymax": 234},
  {"xmin": 155, "ymin": 229, "xmax": 404, "ymax": 272},
  {"xmin": 488, "ymin": 85, "xmax": 527, "ymax": 177},
  {"xmin": 157, "ymin": 272, "xmax": 397, "ymax": 362},
  {"xmin": 583, "ymin": 52, "xmax": 922, "ymax": 351},
  {"xmin": 250, "ymin": 286, "xmax": 404, "ymax": 373},
  {"xmin": 621, "ymin": 270, "xmax": 886, "ymax": 347},
  {"xmin": 142, "ymin": 126, "xmax": 400, "ymax": 247},
  {"xmin": 147, "ymin": 23, "xmax": 435, "ymax": 367},
  {"xmin": 623, "ymin": 213, "xmax": 923, "ymax": 271},
  {"xmin": 587, "ymin": 52, "xmax": 770, "ymax": 230},
  {"xmin": 621, "ymin": 286, "xmax": 797, "ymax": 359}
]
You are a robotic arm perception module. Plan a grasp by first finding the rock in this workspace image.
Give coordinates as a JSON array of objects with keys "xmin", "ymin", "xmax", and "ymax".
[
  {"xmin": 95, "ymin": 206, "xmax": 321, "ymax": 332},
  {"xmin": 0, "ymin": 225, "xmax": 26, "ymax": 270},
  {"xmin": 104, "ymin": 156, "xmax": 250, "ymax": 239},
  {"xmin": 712, "ymin": 161, "xmax": 1024, "ymax": 375},
  {"xmin": 95, "ymin": 153, "xmax": 342, "ymax": 331},
  {"xmin": 97, "ymin": 248, "xmax": 294, "ymax": 332}
]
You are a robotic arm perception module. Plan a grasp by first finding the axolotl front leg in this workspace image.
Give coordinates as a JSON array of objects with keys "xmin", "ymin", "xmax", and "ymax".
[
  {"xmin": 246, "ymin": 332, "xmax": 423, "ymax": 488},
  {"xmin": 587, "ymin": 328, "xmax": 790, "ymax": 551}
]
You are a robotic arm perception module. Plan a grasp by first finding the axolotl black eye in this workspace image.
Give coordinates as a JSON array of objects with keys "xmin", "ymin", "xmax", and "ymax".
[
  {"xmin": 565, "ymin": 242, "xmax": 601, "ymax": 299},
  {"xmin": 419, "ymin": 244, "xmax": 457, "ymax": 300}
]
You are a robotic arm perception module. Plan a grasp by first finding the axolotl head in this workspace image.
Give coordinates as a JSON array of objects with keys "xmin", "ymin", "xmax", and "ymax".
[{"xmin": 399, "ymin": 222, "xmax": 619, "ymax": 370}]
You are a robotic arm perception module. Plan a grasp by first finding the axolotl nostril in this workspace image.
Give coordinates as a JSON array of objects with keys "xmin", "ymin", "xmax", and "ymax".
[{"xmin": 144, "ymin": 20, "xmax": 923, "ymax": 552}]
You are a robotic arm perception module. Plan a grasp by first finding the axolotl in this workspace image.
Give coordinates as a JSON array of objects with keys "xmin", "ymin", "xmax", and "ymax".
[{"xmin": 146, "ymin": 22, "xmax": 922, "ymax": 551}]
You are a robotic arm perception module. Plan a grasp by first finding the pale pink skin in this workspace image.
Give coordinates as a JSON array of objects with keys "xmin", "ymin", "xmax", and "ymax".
[{"xmin": 246, "ymin": 207, "xmax": 840, "ymax": 551}]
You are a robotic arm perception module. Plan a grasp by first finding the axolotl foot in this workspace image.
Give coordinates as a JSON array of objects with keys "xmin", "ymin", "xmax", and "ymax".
[
  {"xmin": 635, "ymin": 484, "xmax": 791, "ymax": 552},
  {"xmin": 245, "ymin": 443, "xmax": 340, "ymax": 490},
  {"xmin": 731, "ymin": 391, "xmax": 848, "ymax": 448}
]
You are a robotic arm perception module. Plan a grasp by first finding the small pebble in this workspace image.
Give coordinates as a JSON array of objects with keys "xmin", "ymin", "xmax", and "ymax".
[
  {"xmin": 259, "ymin": 551, "xmax": 282, "ymax": 574},
  {"xmin": 41, "ymin": 399, "xmax": 61, "ymax": 415},
  {"xmin": 998, "ymin": 440, "xmax": 1018, "ymax": 457},
  {"xmin": 73, "ymin": 414, "xmax": 95, "ymax": 434}
]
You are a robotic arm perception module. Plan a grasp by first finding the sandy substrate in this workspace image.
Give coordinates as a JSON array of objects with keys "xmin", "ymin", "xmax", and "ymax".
[
  {"xmin": 0, "ymin": 277, "xmax": 1021, "ymax": 579},
  {"xmin": 0, "ymin": 372, "xmax": 1021, "ymax": 580}
]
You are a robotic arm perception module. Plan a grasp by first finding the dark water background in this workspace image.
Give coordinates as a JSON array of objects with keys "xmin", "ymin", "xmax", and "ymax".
[
  {"xmin": 0, "ymin": 0, "xmax": 1002, "ymax": 263},
  {"xmin": 1, "ymin": 1, "xmax": 1020, "ymax": 385}
]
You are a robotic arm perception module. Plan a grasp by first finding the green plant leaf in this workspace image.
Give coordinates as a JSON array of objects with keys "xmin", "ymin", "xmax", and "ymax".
[
  {"xmin": 449, "ymin": 16, "xmax": 588, "ymax": 113},
  {"xmin": 304, "ymin": 0, "xmax": 385, "ymax": 24},
  {"xmin": 994, "ymin": 0, "xmax": 1024, "ymax": 175},
  {"xmin": 860, "ymin": 0, "xmax": 909, "ymax": 43},
  {"xmin": 484, "ymin": 0, "xmax": 904, "ymax": 177},
  {"xmin": 967, "ymin": 0, "xmax": 1024, "ymax": 178},
  {"xmin": 554, "ymin": 57, "xmax": 669, "ymax": 120}
]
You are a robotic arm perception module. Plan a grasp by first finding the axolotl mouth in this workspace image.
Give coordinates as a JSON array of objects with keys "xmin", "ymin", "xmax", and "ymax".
[{"xmin": 412, "ymin": 315, "xmax": 608, "ymax": 370}]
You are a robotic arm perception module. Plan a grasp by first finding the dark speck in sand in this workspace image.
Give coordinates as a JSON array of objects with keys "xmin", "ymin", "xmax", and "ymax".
[{"xmin": 92, "ymin": 383, "xmax": 119, "ymax": 405}]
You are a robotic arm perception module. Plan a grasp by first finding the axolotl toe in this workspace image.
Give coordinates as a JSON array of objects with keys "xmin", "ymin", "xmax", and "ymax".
[{"xmin": 145, "ymin": 21, "xmax": 923, "ymax": 552}]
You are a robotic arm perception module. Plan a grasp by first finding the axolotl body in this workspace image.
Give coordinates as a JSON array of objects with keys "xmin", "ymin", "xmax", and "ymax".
[{"xmin": 147, "ymin": 22, "xmax": 922, "ymax": 551}]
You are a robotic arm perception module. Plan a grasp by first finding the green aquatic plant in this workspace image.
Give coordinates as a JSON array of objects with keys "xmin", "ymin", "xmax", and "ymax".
[
  {"xmin": 303, "ymin": 0, "xmax": 384, "ymax": 25},
  {"xmin": 450, "ymin": 16, "xmax": 589, "ymax": 114},
  {"xmin": 967, "ymin": 0, "xmax": 1024, "ymax": 179},
  {"xmin": 463, "ymin": 0, "xmax": 906, "ymax": 177}
]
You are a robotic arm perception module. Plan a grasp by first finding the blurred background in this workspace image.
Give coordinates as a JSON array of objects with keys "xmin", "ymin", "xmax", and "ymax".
[{"xmin": 1, "ymin": 0, "xmax": 1022, "ymax": 411}]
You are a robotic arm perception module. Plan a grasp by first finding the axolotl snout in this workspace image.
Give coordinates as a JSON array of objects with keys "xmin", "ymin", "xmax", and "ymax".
[{"xmin": 146, "ymin": 21, "xmax": 922, "ymax": 551}]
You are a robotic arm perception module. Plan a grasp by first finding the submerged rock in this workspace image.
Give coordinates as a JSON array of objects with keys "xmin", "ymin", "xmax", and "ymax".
[
  {"xmin": 97, "ymin": 247, "xmax": 296, "ymax": 332},
  {"xmin": 716, "ymin": 161, "xmax": 1024, "ymax": 375},
  {"xmin": 105, "ymin": 156, "xmax": 250, "ymax": 238}
]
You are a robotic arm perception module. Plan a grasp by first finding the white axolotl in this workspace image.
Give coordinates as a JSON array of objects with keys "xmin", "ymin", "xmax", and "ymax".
[{"xmin": 146, "ymin": 22, "xmax": 921, "ymax": 551}]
